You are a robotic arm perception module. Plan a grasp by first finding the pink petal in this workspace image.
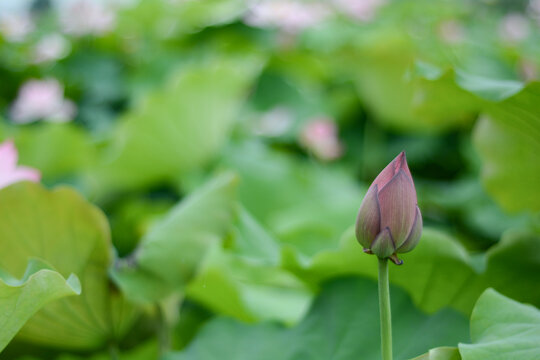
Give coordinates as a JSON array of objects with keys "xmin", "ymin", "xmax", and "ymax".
[
  {"xmin": 395, "ymin": 151, "xmax": 411, "ymax": 178},
  {"xmin": 355, "ymin": 184, "xmax": 381, "ymax": 249},
  {"xmin": 0, "ymin": 167, "xmax": 41, "ymax": 189},
  {"xmin": 378, "ymin": 169, "xmax": 417, "ymax": 248},
  {"xmin": 14, "ymin": 167, "xmax": 41, "ymax": 182},
  {"xmin": 371, "ymin": 151, "xmax": 407, "ymax": 191},
  {"xmin": 0, "ymin": 140, "xmax": 18, "ymax": 173},
  {"xmin": 395, "ymin": 151, "xmax": 416, "ymax": 199},
  {"xmin": 370, "ymin": 227, "xmax": 395, "ymax": 259},
  {"xmin": 397, "ymin": 206, "xmax": 422, "ymax": 254}
]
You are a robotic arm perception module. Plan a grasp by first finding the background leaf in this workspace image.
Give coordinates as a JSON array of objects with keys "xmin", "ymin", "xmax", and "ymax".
[
  {"xmin": 167, "ymin": 277, "xmax": 469, "ymax": 360},
  {"xmin": 473, "ymin": 83, "xmax": 540, "ymax": 212},
  {"xmin": 482, "ymin": 230, "xmax": 540, "ymax": 312},
  {"xmin": 284, "ymin": 228, "xmax": 484, "ymax": 315},
  {"xmin": 186, "ymin": 245, "xmax": 311, "ymax": 324},
  {"xmin": 95, "ymin": 57, "xmax": 262, "ymax": 193},
  {"xmin": 111, "ymin": 173, "xmax": 238, "ymax": 303},
  {"xmin": 221, "ymin": 142, "xmax": 363, "ymax": 257}
]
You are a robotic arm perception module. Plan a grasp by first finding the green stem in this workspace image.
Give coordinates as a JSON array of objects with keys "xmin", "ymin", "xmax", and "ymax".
[
  {"xmin": 108, "ymin": 342, "xmax": 119, "ymax": 360},
  {"xmin": 156, "ymin": 303, "xmax": 171, "ymax": 357},
  {"xmin": 378, "ymin": 258, "xmax": 393, "ymax": 360}
]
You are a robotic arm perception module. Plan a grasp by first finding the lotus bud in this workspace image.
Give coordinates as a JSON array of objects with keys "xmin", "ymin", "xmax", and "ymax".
[{"xmin": 355, "ymin": 152, "xmax": 422, "ymax": 265}]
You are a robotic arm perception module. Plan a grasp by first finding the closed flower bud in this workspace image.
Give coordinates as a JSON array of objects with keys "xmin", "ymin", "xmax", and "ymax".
[{"xmin": 355, "ymin": 152, "xmax": 422, "ymax": 265}]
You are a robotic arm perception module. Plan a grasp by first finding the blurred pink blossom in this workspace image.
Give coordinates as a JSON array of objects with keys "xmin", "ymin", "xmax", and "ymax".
[
  {"xmin": 58, "ymin": 0, "xmax": 116, "ymax": 36},
  {"xmin": 438, "ymin": 20, "xmax": 465, "ymax": 44},
  {"xmin": 0, "ymin": 12, "xmax": 34, "ymax": 42},
  {"xmin": 498, "ymin": 13, "xmax": 530, "ymax": 43},
  {"xmin": 0, "ymin": 140, "xmax": 41, "ymax": 189},
  {"xmin": 300, "ymin": 118, "xmax": 343, "ymax": 161},
  {"xmin": 332, "ymin": 0, "xmax": 386, "ymax": 22},
  {"xmin": 33, "ymin": 33, "xmax": 71, "ymax": 63},
  {"xmin": 253, "ymin": 106, "xmax": 294, "ymax": 137},
  {"xmin": 11, "ymin": 79, "xmax": 76, "ymax": 124},
  {"xmin": 245, "ymin": 0, "xmax": 330, "ymax": 33}
]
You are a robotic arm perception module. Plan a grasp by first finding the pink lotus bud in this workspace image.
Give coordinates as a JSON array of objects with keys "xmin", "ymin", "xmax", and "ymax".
[{"xmin": 355, "ymin": 152, "xmax": 422, "ymax": 265}]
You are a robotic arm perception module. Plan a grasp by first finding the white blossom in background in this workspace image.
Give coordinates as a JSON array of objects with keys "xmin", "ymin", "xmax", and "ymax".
[
  {"xmin": 11, "ymin": 79, "xmax": 76, "ymax": 124},
  {"xmin": 0, "ymin": 12, "xmax": 34, "ymax": 42},
  {"xmin": 332, "ymin": 0, "xmax": 386, "ymax": 22},
  {"xmin": 438, "ymin": 20, "xmax": 465, "ymax": 44},
  {"xmin": 299, "ymin": 117, "xmax": 343, "ymax": 161},
  {"xmin": 498, "ymin": 13, "xmax": 530, "ymax": 43},
  {"xmin": 33, "ymin": 33, "xmax": 71, "ymax": 64},
  {"xmin": 0, "ymin": 140, "xmax": 41, "ymax": 189},
  {"xmin": 245, "ymin": 0, "xmax": 330, "ymax": 33},
  {"xmin": 57, "ymin": 0, "xmax": 116, "ymax": 36},
  {"xmin": 253, "ymin": 106, "xmax": 294, "ymax": 137}
]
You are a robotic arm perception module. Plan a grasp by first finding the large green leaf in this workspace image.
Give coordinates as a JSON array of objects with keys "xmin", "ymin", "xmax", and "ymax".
[
  {"xmin": 459, "ymin": 289, "xmax": 540, "ymax": 360},
  {"xmin": 111, "ymin": 174, "xmax": 238, "ymax": 304},
  {"xmin": 284, "ymin": 228, "xmax": 484, "ymax": 315},
  {"xmin": 231, "ymin": 207, "xmax": 281, "ymax": 266},
  {"xmin": 0, "ymin": 259, "xmax": 81, "ymax": 352},
  {"xmin": 286, "ymin": 226, "xmax": 540, "ymax": 316},
  {"xmin": 167, "ymin": 277, "xmax": 469, "ymax": 360},
  {"xmin": 473, "ymin": 82, "xmax": 540, "ymax": 212},
  {"xmin": 344, "ymin": 41, "xmax": 480, "ymax": 133},
  {"xmin": 221, "ymin": 142, "xmax": 363, "ymax": 257},
  {"xmin": 186, "ymin": 245, "xmax": 311, "ymax": 324},
  {"xmin": 180, "ymin": 207, "xmax": 310, "ymax": 324},
  {"xmin": 0, "ymin": 183, "xmax": 136, "ymax": 349},
  {"xmin": 483, "ymin": 230, "xmax": 540, "ymax": 311},
  {"xmin": 95, "ymin": 58, "xmax": 261, "ymax": 193}
]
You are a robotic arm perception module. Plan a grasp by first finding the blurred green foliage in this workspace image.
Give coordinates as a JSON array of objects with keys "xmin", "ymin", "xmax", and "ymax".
[{"xmin": 0, "ymin": 0, "xmax": 539, "ymax": 359}]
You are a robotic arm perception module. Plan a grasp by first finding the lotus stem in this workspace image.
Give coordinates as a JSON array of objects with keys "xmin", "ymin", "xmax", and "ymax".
[
  {"xmin": 378, "ymin": 258, "xmax": 393, "ymax": 360},
  {"xmin": 108, "ymin": 342, "xmax": 119, "ymax": 360}
]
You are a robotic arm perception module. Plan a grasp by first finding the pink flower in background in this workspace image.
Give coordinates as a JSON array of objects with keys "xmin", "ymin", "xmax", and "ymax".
[
  {"xmin": 438, "ymin": 20, "xmax": 465, "ymax": 44},
  {"xmin": 299, "ymin": 118, "xmax": 343, "ymax": 161},
  {"xmin": 33, "ymin": 33, "xmax": 71, "ymax": 64},
  {"xmin": 10, "ymin": 79, "xmax": 76, "ymax": 124},
  {"xmin": 245, "ymin": 0, "xmax": 330, "ymax": 33},
  {"xmin": 0, "ymin": 12, "xmax": 34, "ymax": 42},
  {"xmin": 0, "ymin": 140, "xmax": 41, "ymax": 189},
  {"xmin": 498, "ymin": 13, "xmax": 530, "ymax": 43},
  {"xmin": 58, "ymin": 0, "xmax": 116, "ymax": 36},
  {"xmin": 333, "ymin": 0, "xmax": 386, "ymax": 22}
]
